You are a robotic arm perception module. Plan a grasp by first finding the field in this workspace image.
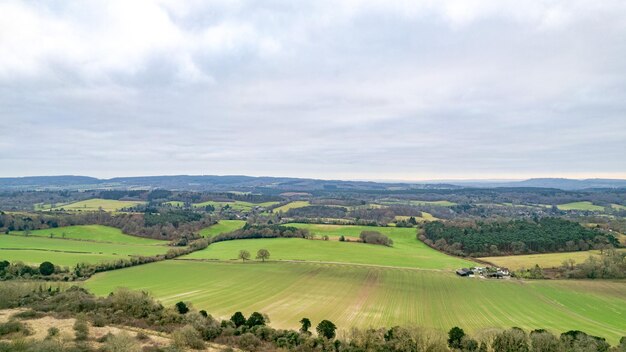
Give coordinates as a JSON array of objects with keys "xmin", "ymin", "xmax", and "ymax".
[
  {"xmin": 556, "ymin": 201, "xmax": 604, "ymax": 211},
  {"xmin": 13, "ymin": 225, "xmax": 164, "ymax": 245},
  {"xmin": 193, "ymin": 200, "xmax": 279, "ymax": 211},
  {"xmin": 272, "ymin": 201, "xmax": 311, "ymax": 213},
  {"xmin": 394, "ymin": 211, "xmax": 437, "ymax": 222},
  {"xmin": 199, "ymin": 220, "xmax": 246, "ymax": 237},
  {"xmin": 612, "ymin": 203, "xmax": 626, "ymax": 210},
  {"xmin": 86, "ymin": 260, "xmax": 626, "ymax": 343},
  {"xmin": 192, "ymin": 223, "xmax": 469, "ymax": 270},
  {"xmin": 40, "ymin": 198, "xmax": 145, "ymax": 212},
  {"xmin": 0, "ymin": 227, "xmax": 169, "ymax": 266},
  {"xmin": 478, "ymin": 249, "xmax": 626, "ymax": 270}
]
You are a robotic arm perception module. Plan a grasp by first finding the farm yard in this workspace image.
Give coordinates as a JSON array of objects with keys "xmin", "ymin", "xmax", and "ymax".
[{"xmin": 86, "ymin": 260, "xmax": 626, "ymax": 344}]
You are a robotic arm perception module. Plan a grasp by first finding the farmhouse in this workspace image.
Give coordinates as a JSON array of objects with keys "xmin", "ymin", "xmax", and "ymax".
[{"xmin": 456, "ymin": 266, "xmax": 510, "ymax": 279}]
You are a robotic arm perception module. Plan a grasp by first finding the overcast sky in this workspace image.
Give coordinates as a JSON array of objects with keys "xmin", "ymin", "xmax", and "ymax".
[{"xmin": 1, "ymin": 0, "xmax": 625, "ymax": 180}]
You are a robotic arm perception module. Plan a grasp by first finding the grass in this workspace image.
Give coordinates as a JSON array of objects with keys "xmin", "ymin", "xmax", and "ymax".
[
  {"xmin": 186, "ymin": 223, "xmax": 473, "ymax": 270},
  {"xmin": 165, "ymin": 201, "xmax": 185, "ymax": 207},
  {"xmin": 193, "ymin": 200, "xmax": 279, "ymax": 211},
  {"xmin": 382, "ymin": 200, "xmax": 457, "ymax": 207},
  {"xmin": 198, "ymin": 220, "xmax": 246, "ymax": 238},
  {"xmin": 557, "ymin": 201, "xmax": 604, "ymax": 211},
  {"xmin": 394, "ymin": 211, "xmax": 437, "ymax": 222},
  {"xmin": 0, "ymin": 233, "xmax": 169, "ymax": 266},
  {"xmin": 85, "ymin": 260, "xmax": 626, "ymax": 343},
  {"xmin": 273, "ymin": 201, "xmax": 311, "ymax": 213},
  {"xmin": 611, "ymin": 203, "xmax": 626, "ymax": 211},
  {"xmin": 478, "ymin": 249, "xmax": 626, "ymax": 270},
  {"xmin": 42, "ymin": 198, "xmax": 145, "ymax": 212},
  {"xmin": 12, "ymin": 225, "xmax": 165, "ymax": 245}
]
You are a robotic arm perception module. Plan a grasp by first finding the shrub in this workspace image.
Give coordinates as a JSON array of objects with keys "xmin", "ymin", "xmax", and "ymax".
[
  {"xmin": 175, "ymin": 301, "xmax": 189, "ymax": 314},
  {"xmin": 39, "ymin": 261, "xmax": 55, "ymax": 276},
  {"xmin": 246, "ymin": 312, "xmax": 265, "ymax": 327},
  {"xmin": 73, "ymin": 318, "xmax": 89, "ymax": 341},
  {"xmin": 11, "ymin": 309, "xmax": 44, "ymax": 320},
  {"xmin": 316, "ymin": 320, "xmax": 337, "ymax": 339},
  {"xmin": 172, "ymin": 325, "xmax": 205, "ymax": 350},
  {"xmin": 359, "ymin": 231, "xmax": 393, "ymax": 246},
  {"xmin": 0, "ymin": 320, "xmax": 30, "ymax": 337},
  {"xmin": 103, "ymin": 332, "xmax": 142, "ymax": 352},
  {"xmin": 230, "ymin": 312, "xmax": 246, "ymax": 328}
]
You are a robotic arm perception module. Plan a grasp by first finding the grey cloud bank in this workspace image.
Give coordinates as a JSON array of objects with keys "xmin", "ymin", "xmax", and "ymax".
[{"xmin": 0, "ymin": 0, "xmax": 625, "ymax": 180}]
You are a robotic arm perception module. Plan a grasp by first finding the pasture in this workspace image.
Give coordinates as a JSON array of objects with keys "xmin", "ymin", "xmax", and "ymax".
[
  {"xmin": 199, "ymin": 220, "xmax": 246, "ymax": 237},
  {"xmin": 0, "ymin": 232, "xmax": 169, "ymax": 266},
  {"xmin": 478, "ymin": 249, "xmax": 626, "ymax": 270},
  {"xmin": 86, "ymin": 260, "xmax": 626, "ymax": 343},
  {"xmin": 13, "ymin": 225, "xmax": 164, "ymax": 245},
  {"xmin": 42, "ymin": 198, "xmax": 145, "ymax": 212},
  {"xmin": 557, "ymin": 201, "xmax": 604, "ymax": 211},
  {"xmin": 272, "ymin": 201, "xmax": 311, "ymax": 213}
]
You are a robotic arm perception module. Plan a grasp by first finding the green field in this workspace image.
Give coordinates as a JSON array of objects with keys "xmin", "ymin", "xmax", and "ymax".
[
  {"xmin": 187, "ymin": 223, "xmax": 473, "ymax": 270},
  {"xmin": 479, "ymin": 249, "xmax": 626, "ymax": 270},
  {"xmin": 0, "ymin": 233, "xmax": 169, "ymax": 266},
  {"xmin": 382, "ymin": 200, "xmax": 456, "ymax": 207},
  {"xmin": 612, "ymin": 203, "xmax": 626, "ymax": 211},
  {"xmin": 198, "ymin": 220, "xmax": 246, "ymax": 237},
  {"xmin": 272, "ymin": 201, "xmax": 311, "ymax": 213},
  {"xmin": 86, "ymin": 260, "xmax": 626, "ymax": 343},
  {"xmin": 13, "ymin": 225, "xmax": 165, "ymax": 245},
  {"xmin": 40, "ymin": 198, "xmax": 146, "ymax": 212},
  {"xmin": 557, "ymin": 201, "xmax": 604, "ymax": 211},
  {"xmin": 193, "ymin": 200, "xmax": 279, "ymax": 211}
]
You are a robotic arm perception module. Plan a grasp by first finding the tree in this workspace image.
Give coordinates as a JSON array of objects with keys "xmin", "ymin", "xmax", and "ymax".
[
  {"xmin": 39, "ymin": 261, "xmax": 55, "ymax": 276},
  {"xmin": 339, "ymin": 235, "xmax": 345, "ymax": 242},
  {"xmin": 448, "ymin": 326, "xmax": 465, "ymax": 349},
  {"xmin": 238, "ymin": 250, "xmax": 251, "ymax": 262},
  {"xmin": 256, "ymin": 249, "xmax": 270, "ymax": 262},
  {"xmin": 175, "ymin": 301, "xmax": 189, "ymax": 314},
  {"xmin": 316, "ymin": 320, "xmax": 337, "ymax": 339},
  {"xmin": 246, "ymin": 312, "xmax": 266, "ymax": 327},
  {"xmin": 231, "ymin": 311, "xmax": 246, "ymax": 327},
  {"xmin": 300, "ymin": 317, "xmax": 311, "ymax": 333},
  {"xmin": 492, "ymin": 328, "xmax": 529, "ymax": 352}
]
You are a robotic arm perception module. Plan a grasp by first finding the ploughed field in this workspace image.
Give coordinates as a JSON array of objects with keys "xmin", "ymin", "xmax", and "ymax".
[
  {"xmin": 0, "ymin": 225, "xmax": 169, "ymax": 266},
  {"xmin": 86, "ymin": 260, "xmax": 626, "ymax": 344}
]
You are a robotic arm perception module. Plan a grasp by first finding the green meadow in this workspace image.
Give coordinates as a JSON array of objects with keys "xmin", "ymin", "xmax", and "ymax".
[
  {"xmin": 40, "ymin": 198, "xmax": 145, "ymax": 212},
  {"xmin": 13, "ymin": 225, "xmax": 164, "ymax": 245},
  {"xmin": 556, "ymin": 201, "xmax": 604, "ymax": 211},
  {"xmin": 199, "ymin": 220, "xmax": 246, "ymax": 237},
  {"xmin": 0, "ymin": 229, "xmax": 169, "ymax": 266},
  {"xmin": 272, "ymin": 201, "xmax": 311, "ymax": 213},
  {"xmin": 86, "ymin": 260, "xmax": 626, "ymax": 344}
]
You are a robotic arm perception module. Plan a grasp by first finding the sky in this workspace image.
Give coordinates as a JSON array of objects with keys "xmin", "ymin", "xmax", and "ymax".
[{"xmin": 1, "ymin": 0, "xmax": 625, "ymax": 181}]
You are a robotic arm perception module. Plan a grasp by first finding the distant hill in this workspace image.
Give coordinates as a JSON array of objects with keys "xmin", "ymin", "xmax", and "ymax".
[
  {"xmin": 0, "ymin": 175, "xmax": 624, "ymax": 191},
  {"xmin": 446, "ymin": 178, "xmax": 626, "ymax": 190}
]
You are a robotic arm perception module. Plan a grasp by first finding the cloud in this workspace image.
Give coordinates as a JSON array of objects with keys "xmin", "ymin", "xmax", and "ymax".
[{"xmin": 0, "ymin": 0, "xmax": 625, "ymax": 179}]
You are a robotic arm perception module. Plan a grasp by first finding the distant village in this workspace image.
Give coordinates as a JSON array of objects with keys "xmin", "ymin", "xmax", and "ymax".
[{"xmin": 456, "ymin": 266, "xmax": 510, "ymax": 279}]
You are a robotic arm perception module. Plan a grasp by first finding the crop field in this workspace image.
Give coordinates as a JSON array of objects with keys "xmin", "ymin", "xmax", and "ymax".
[
  {"xmin": 382, "ymin": 200, "xmax": 457, "ymax": 207},
  {"xmin": 478, "ymin": 249, "xmax": 626, "ymax": 270},
  {"xmin": 199, "ymin": 220, "xmax": 246, "ymax": 237},
  {"xmin": 186, "ymin": 223, "xmax": 473, "ymax": 269},
  {"xmin": 193, "ymin": 200, "xmax": 279, "ymax": 211},
  {"xmin": 556, "ymin": 201, "xmax": 604, "ymax": 211},
  {"xmin": 612, "ymin": 203, "xmax": 626, "ymax": 210},
  {"xmin": 272, "ymin": 201, "xmax": 310, "ymax": 213},
  {"xmin": 41, "ymin": 198, "xmax": 145, "ymax": 212},
  {"xmin": 394, "ymin": 211, "xmax": 437, "ymax": 222},
  {"xmin": 86, "ymin": 260, "xmax": 626, "ymax": 343},
  {"xmin": 0, "ymin": 231, "xmax": 169, "ymax": 266},
  {"xmin": 13, "ymin": 225, "xmax": 165, "ymax": 245}
]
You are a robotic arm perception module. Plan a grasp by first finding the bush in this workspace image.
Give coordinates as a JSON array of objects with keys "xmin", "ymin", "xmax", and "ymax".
[
  {"xmin": 246, "ymin": 312, "xmax": 265, "ymax": 327},
  {"xmin": 172, "ymin": 325, "xmax": 205, "ymax": 350},
  {"xmin": 11, "ymin": 309, "xmax": 44, "ymax": 320},
  {"xmin": 175, "ymin": 301, "xmax": 189, "ymax": 314},
  {"xmin": 73, "ymin": 318, "xmax": 89, "ymax": 341},
  {"xmin": 103, "ymin": 332, "xmax": 142, "ymax": 352},
  {"xmin": 316, "ymin": 320, "xmax": 337, "ymax": 339},
  {"xmin": 39, "ymin": 261, "xmax": 55, "ymax": 276},
  {"xmin": 359, "ymin": 231, "xmax": 393, "ymax": 246},
  {"xmin": 0, "ymin": 320, "xmax": 30, "ymax": 337}
]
